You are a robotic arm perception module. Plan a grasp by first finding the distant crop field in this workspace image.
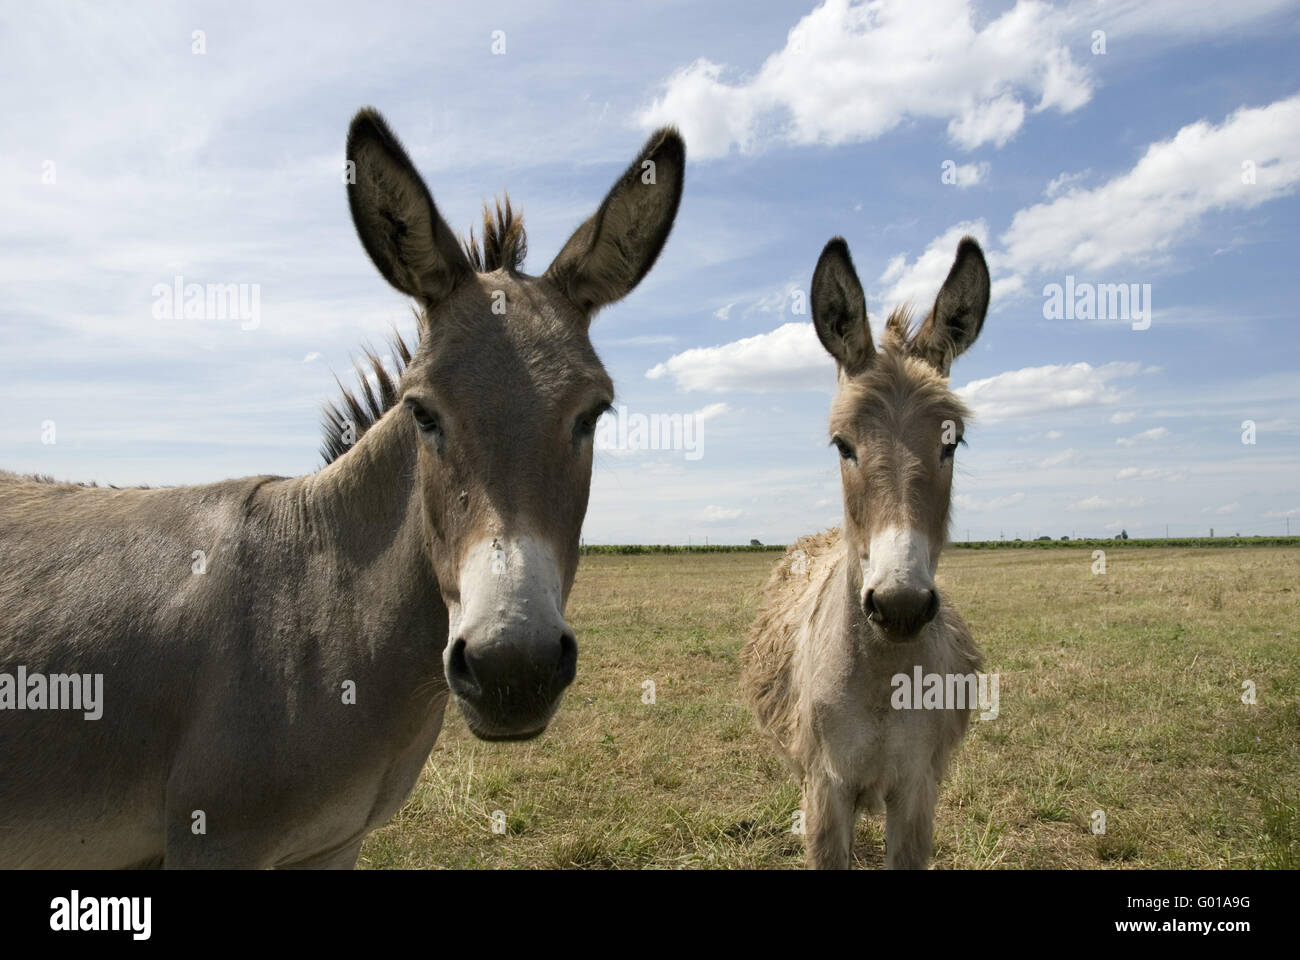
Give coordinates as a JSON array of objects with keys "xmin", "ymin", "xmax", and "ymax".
[
  {"xmin": 577, "ymin": 537, "xmax": 1300, "ymax": 554},
  {"xmin": 950, "ymin": 537, "xmax": 1300, "ymax": 550},
  {"xmin": 360, "ymin": 545, "xmax": 1299, "ymax": 869},
  {"xmin": 580, "ymin": 543, "xmax": 787, "ymax": 554}
]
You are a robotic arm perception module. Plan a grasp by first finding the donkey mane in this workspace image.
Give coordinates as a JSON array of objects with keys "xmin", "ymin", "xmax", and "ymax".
[
  {"xmin": 833, "ymin": 306, "xmax": 972, "ymax": 431},
  {"xmin": 882, "ymin": 305, "xmax": 915, "ymax": 350},
  {"xmin": 837, "ymin": 336, "xmax": 970, "ymax": 426},
  {"xmin": 319, "ymin": 330, "xmax": 415, "ymax": 465},
  {"xmin": 0, "ymin": 470, "xmax": 154, "ymax": 489},
  {"xmin": 319, "ymin": 198, "xmax": 528, "ymax": 464},
  {"xmin": 741, "ymin": 527, "xmax": 843, "ymax": 751},
  {"xmin": 461, "ymin": 196, "xmax": 527, "ymax": 273}
]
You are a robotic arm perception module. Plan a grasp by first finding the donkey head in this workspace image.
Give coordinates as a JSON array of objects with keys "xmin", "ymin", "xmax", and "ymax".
[
  {"xmin": 811, "ymin": 236, "xmax": 989, "ymax": 642},
  {"xmin": 346, "ymin": 109, "xmax": 683, "ymax": 738}
]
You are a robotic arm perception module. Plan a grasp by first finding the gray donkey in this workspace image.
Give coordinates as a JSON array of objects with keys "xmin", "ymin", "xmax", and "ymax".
[
  {"xmin": 741, "ymin": 236, "xmax": 989, "ymax": 869},
  {"xmin": 0, "ymin": 109, "xmax": 684, "ymax": 868}
]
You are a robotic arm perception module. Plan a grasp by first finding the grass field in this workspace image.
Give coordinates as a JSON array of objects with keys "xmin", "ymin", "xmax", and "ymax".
[{"xmin": 359, "ymin": 545, "xmax": 1299, "ymax": 869}]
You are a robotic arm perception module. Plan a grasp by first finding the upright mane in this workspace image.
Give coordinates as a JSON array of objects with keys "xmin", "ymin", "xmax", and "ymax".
[
  {"xmin": 319, "ymin": 331, "xmax": 415, "ymax": 465},
  {"xmin": 882, "ymin": 304, "xmax": 916, "ymax": 352},
  {"xmin": 319, "ymin": 198, "xmax": 527, "ymax": 465},
  {"xmin": 461, "ymin": 196, "xmax": 527, "ymax": 273}
]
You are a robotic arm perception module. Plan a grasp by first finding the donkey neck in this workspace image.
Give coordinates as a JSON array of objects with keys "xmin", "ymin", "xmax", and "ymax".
[
  {"xmin": 308, "ymin": 403, "xmax": 413, "ymax": 520},
  {"xmin": 303, "ymin": 406, "xmax": 423, "ymax": 550},
  {"xmin": 258, "ymin": 406, "xmax": 449, "ymax": 704},
  {"xmin": 283, "ymin": 407, "xmax": 438, "ymax": 632}
]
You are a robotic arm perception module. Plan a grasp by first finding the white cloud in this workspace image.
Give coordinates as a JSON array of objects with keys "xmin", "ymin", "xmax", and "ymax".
[
  {"xmin": 749, "ymin": 283, "xmax": 803, "ymax": 316},
  {"xmin": 1045, "ymin": 169, "xmax": 1090, "ymax": 198},
  {"xmin": 1116, "ymin": 467, "xmax": 1185, "ymax": 482},
  {"xmin": 302, "ymin": 352, "xmax": 321, "ymax": 363},
  {"xmin": 1045, "ymin": 430, "xmax": 1063, "ymax": 440},
  {"xmin": 876, "ymin": 220, "xmax": 1023, "ymax": 316},
  {"xmin": 602, "ymin": 334, "xmax": 678, "ymax": 347},
  {"xmin": 954, "ymin": 491, "xmax": 1025, "ymax": 512},
  {"xmin": 1115, "ymin": 426, "xmax": 1169, "ymax": 447},
  {"xmin": 1000, "ymin": 93, "xmax": 1300, "ymax": 275},
  {"xmin": 638, "ymin": 0, "xmax": 1092, "ymax": 158},
  {"xmin": 713, "ymin": 304, "xmax": 734, "ymax": 322},
  {"xmin": 1071, "ymin": 0, "xmax": 1297, "ymax": 39},
  {"xmin": 949, "ymin": 161, "xmax": 990, "ymax": 188},
  {"xmin": 1109, "ymin": 411, "xmax": 1136, "ymax": 424},
  {"xmin": 948, "ymin": 94, "xmax": 1027, "ymax": 150},
  {"xmin": 1253, "ymin": 417, "xmax": 1297, "ymax": 432},
  {"xmin": 640, "ymin": 0, "xmax": 1294, "ymax": 161},
  {"xmin": 874, "ymin": 94, "xmax": 1300, "ymax": 318},
  {"xmin": 878, "ymin": 221, "xmax": 987, "ymax": 314},
  {"xmin": 954, "ymin": 361, "xmax": 1141, "ymax": 423},
  {"xmin": 1067, "ymin": 495, "xmax": 1147, "ymax": 512},
  {"xmin": 692, "ymin": 402, "xmax": 731, "ymax": 423},
  {"xmin": 701, "ymin": 505, "xmax": 743, "ymax": 522},
  {"xmin": 1035, "ymin": 448, "xmax": 1080, "ymax": 468},
  {"xmin": 637, "ymin": 59, "xmax": 763, "ymax": 159},
  {"xmin": 1068, "ymin": 496, "xmax": 1107, "ymax": 511},
  {"xmin": 646, "ymin": 321, "xmax": 834, "ymax": 393},
  {"xmin": 1214, "ymin": 502, "xmax": 1240, "ymax": 515}
]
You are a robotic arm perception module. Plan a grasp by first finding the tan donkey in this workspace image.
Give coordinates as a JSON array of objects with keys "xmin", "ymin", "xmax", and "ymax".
[{"xmin": 741, "ymin": 235, "xmax": 990, "ymax": 869}]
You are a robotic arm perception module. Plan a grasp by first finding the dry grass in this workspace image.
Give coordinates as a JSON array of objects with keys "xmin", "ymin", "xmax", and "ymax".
[{"xmin": 359, "ymin": 546, "xmax": 1299, "ymax": 869}]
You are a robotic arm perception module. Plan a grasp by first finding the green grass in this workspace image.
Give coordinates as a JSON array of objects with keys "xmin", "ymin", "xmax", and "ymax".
[
  {"xmin": 951, "ymin": 536, "xmax": 1300, "ymax": 549},
  {"xmin": 580, "ymin": 543, "xmax": 786, "ymax": 554},
  {"xmin": 580, "ymin": 538, "xmax": 1300, "ymax": 553},
  {"xmin": 359, "ymin": 545, "xmax": 1300, "ymax": 869}
]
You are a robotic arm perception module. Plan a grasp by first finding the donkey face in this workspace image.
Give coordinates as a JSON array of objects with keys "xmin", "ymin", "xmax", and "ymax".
[
  {"xmin": 346, "ymin": 109, "xmax": 683, "ymax": 739},
  {"xmin": 811, "ymin": 237, "xmax": 989, "ymax": 642}
]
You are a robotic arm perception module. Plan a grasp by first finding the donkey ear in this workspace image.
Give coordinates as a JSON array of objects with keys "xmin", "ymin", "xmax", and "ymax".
[
  {"xmin": 912, "ymin": 236, "xmax": 989, "ymax": 375},
  {"xmin": 546, "ymin": 127, "xmax": 685, "ymax": 317},
  {"xmin": 346, "ymin": 108, "xmax": 472, "ymax": 303},
  {"xmin": 811, "ymin": 238, "xmax": 874, "ymax": 375}
]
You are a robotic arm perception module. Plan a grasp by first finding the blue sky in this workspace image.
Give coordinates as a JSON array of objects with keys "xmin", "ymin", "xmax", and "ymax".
[{"xmin": 2, "ymin": 0, "xmax": 1298, "ymax": 543}]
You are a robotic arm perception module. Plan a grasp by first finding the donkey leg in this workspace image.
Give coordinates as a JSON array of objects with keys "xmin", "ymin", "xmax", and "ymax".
[
  {"xmin": 162, "ymin": 765, "xmax": 278, "ymax": 868},
  {"xmin": 163, "ymin": 799, "xmax": 281, "ymax": 869},
  {"xmin": 884, "ymin": 777, "xmax": 937, "ymax": 870},
  {"xmin": 163, "ymin": 816, "xmax": 274, "ymax": 868},
  {"xmin": 277, "ymin": 837, "xmax": 365, "ymax": 870},
  {"xmin": 803, "ymin": 775, "xmax": 856, "ymax": 869}
]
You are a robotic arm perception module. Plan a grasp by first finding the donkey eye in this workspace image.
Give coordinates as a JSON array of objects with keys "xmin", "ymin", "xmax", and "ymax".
[
  {"xmin": 831, "ymin": 436, "xmax": 856, "ymax": 462},
  {"xmin": 405, "ymin": 399, "xmax": 442, "ymax": 436},
  {"xmin": 574, "ymin": 402, "xmax": 612, "ymax": 441},
  {"xmin": 941, "ymin": 437, "xmax": 966, "ymax": 462}
]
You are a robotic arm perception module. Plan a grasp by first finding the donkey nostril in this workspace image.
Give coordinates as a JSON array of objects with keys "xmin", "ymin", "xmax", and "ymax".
[
  {"xmin": 446, "ymin": 637, "xmax": 478, "ymax": 694},
  {"xmin": 554, "ymin": 632, "xmax": 578, "ymax": 690},
  {"xmin": 922, "ymin": 589, "xmax": 940, "ymax": 623},
  {"xmin": 866, "ymin": 586, "xmax": 936, "ymax": 632}
]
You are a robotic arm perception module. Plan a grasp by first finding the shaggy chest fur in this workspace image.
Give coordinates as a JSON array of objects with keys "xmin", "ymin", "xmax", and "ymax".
[
  {"xmin": 741, "ymin": 530, "xmax": 981, "ymax": 864},
  {"xmin": 793, "ymin": 588, "xmax": 979, "ymax": 809}
]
